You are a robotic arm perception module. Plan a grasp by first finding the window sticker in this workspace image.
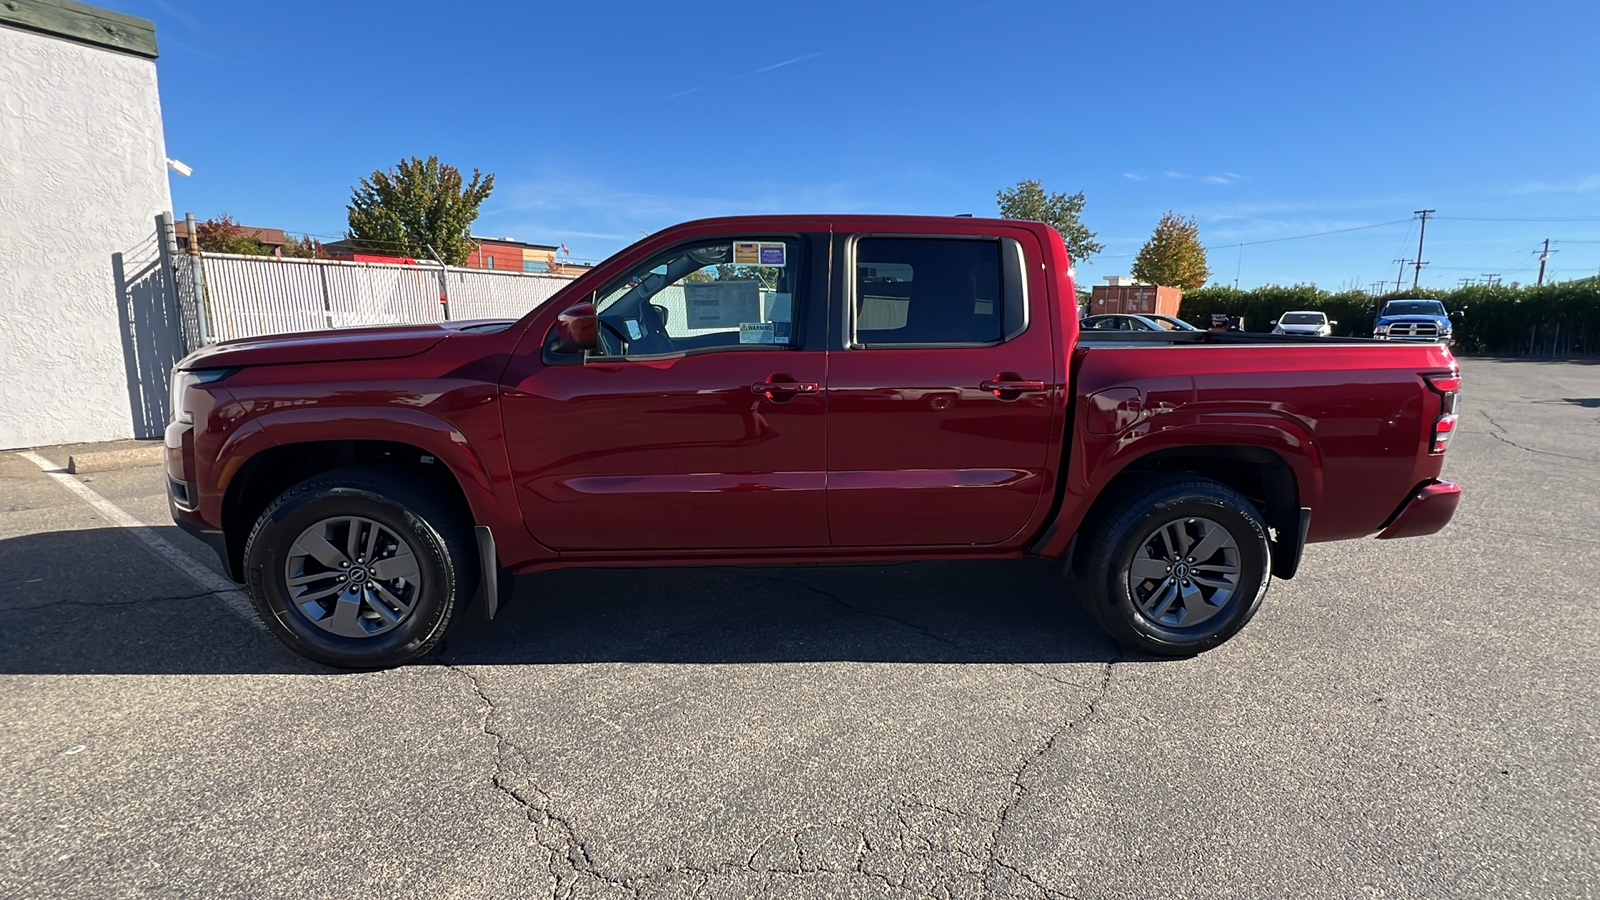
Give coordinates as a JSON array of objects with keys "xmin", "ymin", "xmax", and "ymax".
[
  {"xmin": 686, "ymin": 281, "xmax": 761, "ymax": 328},
  {"xmin": 758, "ymin": 243, "xmax": 787, "ymax": 266},
  {"xmin": 739, "ymin": 322, "xmax": 776, "ymax": 344},
  {"xmin": 733, "ymin": 241, "xmax": 762, "ymax": 265},
  {"xmin": 763, "ymin": 292, "xmax": 793, "ymax": 323},
  {"xmin": 625, "ymin": 319, "xmax": 643, "ymax": 340}
]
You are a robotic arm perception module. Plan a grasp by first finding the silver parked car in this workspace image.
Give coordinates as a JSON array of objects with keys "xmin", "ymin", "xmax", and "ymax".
[{"xmin": 1272, "ymin": 311, "xmax": 1335, "ymax": 337}]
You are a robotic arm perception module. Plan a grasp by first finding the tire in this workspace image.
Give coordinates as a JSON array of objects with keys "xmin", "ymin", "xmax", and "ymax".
[
  {"xmin": 1076, "ymin": 476, "xmax": 1272, "ymax": 657},
  {"xmin": 242, "ymin": 467, "xmax": 477, "ymax": 668}
]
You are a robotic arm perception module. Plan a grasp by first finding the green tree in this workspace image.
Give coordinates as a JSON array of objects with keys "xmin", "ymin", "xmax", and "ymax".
[
  {"xmin": 996, "ymin": 178, "xmax": 1104, "ymax": 264},
  {"xmin": 1131, "ymin": 211, "xmax": 1210, "ymax": 289},
  {"xmin": 194, "ymin": 213, "xmax": 272, "ymax": 256},
  {"xmin": 346, "ymin": 156, "xmax": 495, "ymax": 265}
]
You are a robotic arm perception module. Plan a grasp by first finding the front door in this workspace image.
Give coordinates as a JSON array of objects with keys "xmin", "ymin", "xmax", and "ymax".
[
  {"xmin": 826, "ymin": 231, "xmax": 1059, "ymax": 547},
  {"xmin": 501, "ymin": 234, "xmax": 829, "ymax": 551}
]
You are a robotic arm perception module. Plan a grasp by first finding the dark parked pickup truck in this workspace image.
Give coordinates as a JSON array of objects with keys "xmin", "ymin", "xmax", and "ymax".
[{"xmin": 167, "ymin": 215, "xmax": 1462, "ymax": 668}]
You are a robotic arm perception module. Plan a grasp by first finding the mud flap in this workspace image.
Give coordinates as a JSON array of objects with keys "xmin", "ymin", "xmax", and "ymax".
[{"xmin": 1270, "ymin": 508, "xmax": 1312, "ymax": 580}]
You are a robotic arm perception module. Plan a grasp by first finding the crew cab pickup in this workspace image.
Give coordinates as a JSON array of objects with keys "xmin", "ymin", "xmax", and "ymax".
[{"xmin": 166, "ymin": 216, "xmax": 1462, "ymax": 668}]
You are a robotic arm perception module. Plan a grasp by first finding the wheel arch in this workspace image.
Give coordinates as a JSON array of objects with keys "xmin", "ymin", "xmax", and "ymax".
[
  {"xmin": 219, "ymin": 439, "xmax": 477, "ymax": 581},
  {"xmin": 1063, "ymin": 443, "xmax": 1309, "ymax": 580}
]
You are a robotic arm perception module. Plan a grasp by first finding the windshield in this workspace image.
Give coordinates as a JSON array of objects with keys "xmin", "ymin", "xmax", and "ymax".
[
  {"xmin": 1150, "ymin": 316, "xmax": 1198, "ymax": 331},
  {"xmin": 1280, "ymin": 312, "xmax": 1325, "ymax": 325},
  {"xmin": 1383, "ymin": 300, "xmax": 1448, "ymax": 317}
]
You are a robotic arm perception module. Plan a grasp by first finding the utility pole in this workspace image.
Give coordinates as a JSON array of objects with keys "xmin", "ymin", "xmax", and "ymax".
[
  {"xmin": 1481, "ymin": 273, "xmax": 1501, "ymax": 287},
  {"xmin": 1392, "ymin": 259, "xmax": 1411, "ymax": 294},
  {"xmin": 1458, "ymin": 278, "xmax": 1475, "ymax": 288},
  {"xmin": 1369, "ymin": 281, "xmax": 1387, "ymax": 295},
  {"xmin": 1536, "ymin": 238, "xmax": 1557, "ymax": 286},
  {"xmin": 1234, "ymin": 243, "xmax": 1243, "ymax": 290},
  {"xmin": 1411, "ymin": 209, "xmax": 1435, "ymax": 289}
]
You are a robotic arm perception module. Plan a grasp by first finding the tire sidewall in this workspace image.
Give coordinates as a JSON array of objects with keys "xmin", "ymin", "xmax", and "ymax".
[
  {"xmin": 246, "ymin": 485, "xmax": 457, "ymax": 668},
  {"xmin": 1100, "ymin": 491, "xmax": 1271, "ymax": 654}
]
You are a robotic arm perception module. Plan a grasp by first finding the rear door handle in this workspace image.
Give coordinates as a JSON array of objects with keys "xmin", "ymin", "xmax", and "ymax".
[{"xmin": 751, "ymin": 380, "xmax": 819, "ymax": 396}]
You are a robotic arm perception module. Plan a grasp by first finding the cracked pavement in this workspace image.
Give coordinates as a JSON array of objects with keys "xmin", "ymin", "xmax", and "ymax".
[{"xmin": 1, "ymin": 358, "xmax": 1596, "ymax": 899}]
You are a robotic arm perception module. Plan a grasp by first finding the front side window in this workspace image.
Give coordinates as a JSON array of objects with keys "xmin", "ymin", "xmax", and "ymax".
[
  {"xmin": 852, "ymin": 237, "xmax": 1021, "ymax": 346},
  {"xmin": 591, "ymin": 238, "xmax": 800, "ymax": 357}
]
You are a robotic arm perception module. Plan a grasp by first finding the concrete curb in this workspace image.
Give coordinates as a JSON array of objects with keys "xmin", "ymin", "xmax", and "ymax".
[{"xmin": 66, "ymin": 442, "xmax": 164, "ymax": 474}]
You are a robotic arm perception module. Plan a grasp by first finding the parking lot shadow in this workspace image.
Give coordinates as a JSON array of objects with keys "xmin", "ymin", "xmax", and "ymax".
[{"xmin": 0, "ymin": 528, "xmax": 1121, "ymax": 675}]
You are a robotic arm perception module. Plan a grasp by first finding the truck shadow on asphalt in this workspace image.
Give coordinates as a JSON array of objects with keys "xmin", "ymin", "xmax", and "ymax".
[{"xmin": 0, "ymin": 529, "xmax": 1123, "ymax": 675}]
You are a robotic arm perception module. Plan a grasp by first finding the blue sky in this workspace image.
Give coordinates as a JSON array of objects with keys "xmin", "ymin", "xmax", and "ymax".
[{"xmin": 109, "ymin": 0, "xmax": 1600, "ymax": 289}]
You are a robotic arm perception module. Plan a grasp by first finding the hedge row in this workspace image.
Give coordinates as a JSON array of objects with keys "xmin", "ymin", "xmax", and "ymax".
[{"xmin": 1168, "ymin": 281, "xmax": 1600, "ymax": 356}]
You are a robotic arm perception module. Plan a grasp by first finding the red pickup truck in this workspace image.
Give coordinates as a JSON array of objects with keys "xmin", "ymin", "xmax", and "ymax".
[{"xmin": 166, "ymin": 215, "xmax": 1462, "ymax": 668}]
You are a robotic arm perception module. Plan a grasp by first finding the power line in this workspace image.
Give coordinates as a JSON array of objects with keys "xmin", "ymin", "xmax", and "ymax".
[
  {"xmin": 1095, "ymin": 218, "xmax": 1413, "ymax": 260},
  {"xmin": 1434, "ymin": 216, "xmax": 1600, "ymax": 222},
  {"xmin": 1209, "ymin": 218, "xmax": 1412, "ymax": 249}
]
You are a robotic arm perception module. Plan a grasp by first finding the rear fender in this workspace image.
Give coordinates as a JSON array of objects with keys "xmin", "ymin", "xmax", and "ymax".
[{"xmin": 1038, "ymin": 410, "xmax": 1322, "ymax": 560}]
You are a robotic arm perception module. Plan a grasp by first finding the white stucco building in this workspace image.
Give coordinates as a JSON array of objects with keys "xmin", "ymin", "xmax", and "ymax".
[{"xmin": 0, "ymin": 1, "xmax": 172, "ymax": 449}]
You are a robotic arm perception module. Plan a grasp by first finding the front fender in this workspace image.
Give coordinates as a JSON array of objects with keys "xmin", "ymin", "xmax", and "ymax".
[{"xmin": 200, "ymin": 404, "xmax": 534, "ymax": 565}]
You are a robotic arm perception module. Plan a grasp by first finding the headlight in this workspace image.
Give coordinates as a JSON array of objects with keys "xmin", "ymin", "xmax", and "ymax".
[
  {"xmin": 169, "ymin": 368, "xmax": 232, "ymax": 424},
  {"xmin": 1374, "ymin": 324, "xmax": 1389, "ymax": 335}
]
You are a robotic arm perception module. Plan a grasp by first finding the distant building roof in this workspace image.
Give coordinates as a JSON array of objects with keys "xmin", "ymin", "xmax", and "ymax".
[
  {"xmin": 471, "ymin": 235, "xmax": 558, "ymax": 251},
  {"xmin": 175, "ymin": 219, "xmax": 288, "ymax": 248}
]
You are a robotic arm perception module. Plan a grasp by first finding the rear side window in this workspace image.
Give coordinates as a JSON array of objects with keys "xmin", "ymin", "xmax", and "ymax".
[{"xmin": 853, "ymin": 237, "xmax": 1022, "ymax": 347}]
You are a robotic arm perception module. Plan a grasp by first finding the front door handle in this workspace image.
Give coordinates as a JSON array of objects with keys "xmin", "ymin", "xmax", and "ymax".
[{"xmin": 980, "ymin": 377, "xmax": 1046, "ymax": 397}]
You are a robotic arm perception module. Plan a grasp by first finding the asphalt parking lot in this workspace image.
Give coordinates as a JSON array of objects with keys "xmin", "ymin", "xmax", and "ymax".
[{"xmin": 1, "ymin": 357, "xmax": 1596, "ymax": 899}]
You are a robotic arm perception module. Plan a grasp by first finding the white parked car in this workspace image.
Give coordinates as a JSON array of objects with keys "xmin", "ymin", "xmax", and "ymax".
[{"xmin": 1272, "ymin": 311, "xmax": 1335, "ymax": 337}]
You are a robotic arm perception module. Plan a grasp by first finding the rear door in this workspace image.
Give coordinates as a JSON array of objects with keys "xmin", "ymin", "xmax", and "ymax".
[{"xmin": 825, "ymin": 228, "xmax": 1058, "ymax": 546}]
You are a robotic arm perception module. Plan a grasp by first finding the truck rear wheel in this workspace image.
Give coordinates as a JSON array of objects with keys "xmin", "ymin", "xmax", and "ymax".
[
  {"xmin": 242, "ymin": 467, "xmax": 476, "ymax": 669},
  {"xmin": 1076, "ymin": 477, "xmax": 1272, "ymax": 656}
]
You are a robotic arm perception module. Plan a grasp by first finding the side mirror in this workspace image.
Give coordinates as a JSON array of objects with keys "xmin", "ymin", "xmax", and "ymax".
[
  {"xmin": 550, "ymin": 302, "xmax": 598, "ymax": 354},
  {"xmin": 1270, "ymin": 319, "xmax": 1278, "ymax": 326},
  {"xmin": 1450, "ymin": 310, "xmax": 1464, "ymax": 319},
  {"xmin": 1330, "ymin": 320, "xmax": 1339, "ymax": 326}
]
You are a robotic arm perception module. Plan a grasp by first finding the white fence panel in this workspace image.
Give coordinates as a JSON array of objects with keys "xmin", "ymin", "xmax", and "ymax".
[
  {"xmin": 201, "ymin": 254, "xmax": 333, "ymax": 341},
  {"xmin": 323, "ymin": 262, "xmax": 442, "ymax": 330},
  {"xmin": 186, "ymin": 254, "xmax": 576, "ymax": 344},
  {"xmin": 446, "ymin": 268, "xmax": 570, "ymax": 321}
]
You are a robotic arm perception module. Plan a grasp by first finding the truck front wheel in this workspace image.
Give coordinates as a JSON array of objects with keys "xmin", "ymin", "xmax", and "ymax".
[
  {"xmin": 1077, "ymin": 477, "xmax": 1272, "ymax": 656},
  {"xmin": 242, "ymin": 467, "xmax": 477, "ymax": 668}
]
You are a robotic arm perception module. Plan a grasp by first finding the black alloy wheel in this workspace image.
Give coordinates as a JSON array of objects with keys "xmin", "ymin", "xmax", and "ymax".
[
  {"xmin": 1076, "ymin": 476, "xmax": 1273, "ymax": 656},
  {"xmin": 243, "ymin": 467, "xmax": 476, "ymax": 668}
]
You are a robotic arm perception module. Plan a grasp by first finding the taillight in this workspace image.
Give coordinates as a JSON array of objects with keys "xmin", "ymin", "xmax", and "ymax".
[{"xmin": 1425, "ymin": 372, "xmax": 1461, "ymax": 455}]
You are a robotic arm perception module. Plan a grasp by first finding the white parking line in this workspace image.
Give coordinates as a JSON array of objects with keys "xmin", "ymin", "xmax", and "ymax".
[{"xmin": 17, "ymin": 450, "xmax": 264, "ymax": 630}]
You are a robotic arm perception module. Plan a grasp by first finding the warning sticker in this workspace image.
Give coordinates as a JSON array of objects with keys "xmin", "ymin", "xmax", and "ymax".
[
  {"xmin": 733, "ymin": 241, "xmax": 762, "ymax": 265},
  {"xmin": 739, "ymin": 322, "xmax": 776, "ymax": 344},
  {"xmin": 758, "ymin": 243, "xmax": 786, "ymax": 266}
]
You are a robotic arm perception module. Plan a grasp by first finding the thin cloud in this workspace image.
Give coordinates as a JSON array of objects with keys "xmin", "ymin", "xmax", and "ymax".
[
  {"xmin": 1203, "ymin": 172, "xmax": 1246, "ymax": 185},
  {"xmin": 1504, "ymin": 175, "xmax": 1600, "ymax": 195},
  {"xmin": 728, "ymin": 51, "xmax": 826, "ymax": 80},
  {"xmin": 659, "ymin": 51, "xmax": 825, "ymax": 101},
  {"xmin": 1122, "ymin": 172, "xmax": 1148, "ymax": 181},
  {"xmin": 1162, "ymin": 171, "xmax": 1187, "ymax": 180}
]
